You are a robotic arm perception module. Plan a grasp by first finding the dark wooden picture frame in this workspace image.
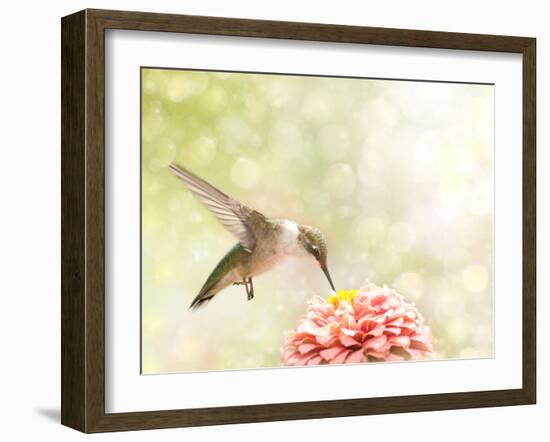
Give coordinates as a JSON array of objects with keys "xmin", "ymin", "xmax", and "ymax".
[{"xmin": 61, "ymin": 8, "xmax": 536, "ymax": 433}]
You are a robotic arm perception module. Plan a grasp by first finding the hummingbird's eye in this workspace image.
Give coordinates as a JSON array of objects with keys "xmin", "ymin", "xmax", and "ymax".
[{"xmin": 311, "ymin": 247, "xmax": 321, "ymax": 260}]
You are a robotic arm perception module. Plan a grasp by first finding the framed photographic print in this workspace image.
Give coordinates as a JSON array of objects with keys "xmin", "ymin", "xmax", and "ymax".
[{"xmin": 61, "ymin": 9, "xmax": 536, "ymax": 432}]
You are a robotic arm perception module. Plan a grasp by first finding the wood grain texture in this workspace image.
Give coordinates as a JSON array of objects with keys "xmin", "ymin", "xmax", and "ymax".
[
  {"xmin": 61, "ymin": 8, "xmax": 537, "ymax": 433},
  {"xmin": 522, "ymin": 38, "xmax": 536, "ymax": 403},
  {"xmin": 84, "ymin": 9, "xmax": 108, "ymax": 432},
  {"xmin": 89, "ymin": 8, "xmax": 533, "ymax": 52},
  {"xmin": 61, "ymin": 10, "xmax": 86, "ymax": 432}
]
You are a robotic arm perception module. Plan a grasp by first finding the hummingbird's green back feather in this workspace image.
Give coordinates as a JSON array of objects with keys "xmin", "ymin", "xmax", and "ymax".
[{"xmin": 189, "ymin": 243, "xmax": 247, "ymax": 310}]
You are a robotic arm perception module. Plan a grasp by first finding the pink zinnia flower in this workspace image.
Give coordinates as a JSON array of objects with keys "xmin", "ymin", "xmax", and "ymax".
[{"xmin": 281, "ymin": 283, "xmax": 433, "ymax": 366}]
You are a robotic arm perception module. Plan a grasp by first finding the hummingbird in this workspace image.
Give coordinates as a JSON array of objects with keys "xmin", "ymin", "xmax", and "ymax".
[{"xmin": 168, "ymin": 163, "xmax": 336, "ymax": 310}]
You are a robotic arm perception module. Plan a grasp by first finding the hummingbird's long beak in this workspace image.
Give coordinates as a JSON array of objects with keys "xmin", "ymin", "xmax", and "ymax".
[{"xmin": 321, "ymin": 262, "xmax": 336, "ymax": 291}]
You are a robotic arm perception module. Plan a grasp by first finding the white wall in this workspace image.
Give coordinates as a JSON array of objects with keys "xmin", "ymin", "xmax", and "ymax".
[{"xmin": 0, "ymin": 0, "xmax": 545, "ymax": 440}]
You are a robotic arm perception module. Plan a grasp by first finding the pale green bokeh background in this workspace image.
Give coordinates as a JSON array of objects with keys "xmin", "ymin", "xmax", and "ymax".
[{"xmin": 141, "ymin": 68, "xmax": 494, "ymax": 374}]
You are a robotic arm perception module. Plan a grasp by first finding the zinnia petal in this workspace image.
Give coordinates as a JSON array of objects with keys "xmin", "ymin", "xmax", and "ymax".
[
  {"xmin": 390, "ymin": 335, "xmax": 411, "ymax": 348},
  {"xmin": 331, "ymin": 349, "xmax": 351, "ymax": 364},
  {"xmin": 320, "ymin": 346, "xmax": 345, "ymax": 361},
  {"xmin": 346, "ymin": 349, "xmax": 366, "ymax": 364},
  {"xmin": 364, "ymin": 334, "xmax": 387, "ymax": 350},
  {"xmin": 298, "ymin": 343, "xmax": 319, "ymax": 354},
  {"xmin": 339, "ymin": 332, "xmax": 360, "ymax": 347}
]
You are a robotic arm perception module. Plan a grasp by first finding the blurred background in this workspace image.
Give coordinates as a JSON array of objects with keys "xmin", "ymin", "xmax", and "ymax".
[{"xmin": 141, "ymin": 68, "xmax": 494, "ymax": 373}]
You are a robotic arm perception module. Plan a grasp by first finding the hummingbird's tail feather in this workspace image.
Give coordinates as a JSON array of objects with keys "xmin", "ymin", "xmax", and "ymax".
[
  {"xmin": 188, "ymin": 280, "xmax": 229, "ymax": 311},
  {"xmin": 188, "ymin": 277, "xmax": 222, "ymax": 311},
  {"xmin": 188, "ymin": 243, "xmax": 246, "ymax": 311},
  {"xmin": 188, "ymin": 292, "xmax": 216, "ymax": 311}
]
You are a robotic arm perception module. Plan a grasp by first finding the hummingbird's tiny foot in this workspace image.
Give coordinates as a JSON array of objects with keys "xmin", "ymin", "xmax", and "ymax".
[
  {"xmin": 242, "ymin": 278, "xmax": 254, "ymax": 300},
  {"xmin": 246, "ymin": 278, "xmax": 254, "ymax": 301}
]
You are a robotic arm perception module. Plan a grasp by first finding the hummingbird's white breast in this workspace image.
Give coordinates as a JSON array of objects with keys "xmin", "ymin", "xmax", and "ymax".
[
  {"xmin": 237, "ymin": 219, "xmax": 311, "ymax": 281},
  {"xmin": 279, "ymin": 220, "xmax": 308, "ymax": 257}
]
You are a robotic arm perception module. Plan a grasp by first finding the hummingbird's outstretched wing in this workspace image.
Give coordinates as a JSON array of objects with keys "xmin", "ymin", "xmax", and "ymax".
[{"xmin": 169, "ymin": 163, "xmax": 265, "ymax": 252}]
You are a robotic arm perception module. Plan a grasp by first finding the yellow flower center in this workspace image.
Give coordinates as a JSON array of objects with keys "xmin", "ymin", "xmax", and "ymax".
[{"xmin": 327, "ymin": 289, "xmax": 359, "ymax": 308}]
